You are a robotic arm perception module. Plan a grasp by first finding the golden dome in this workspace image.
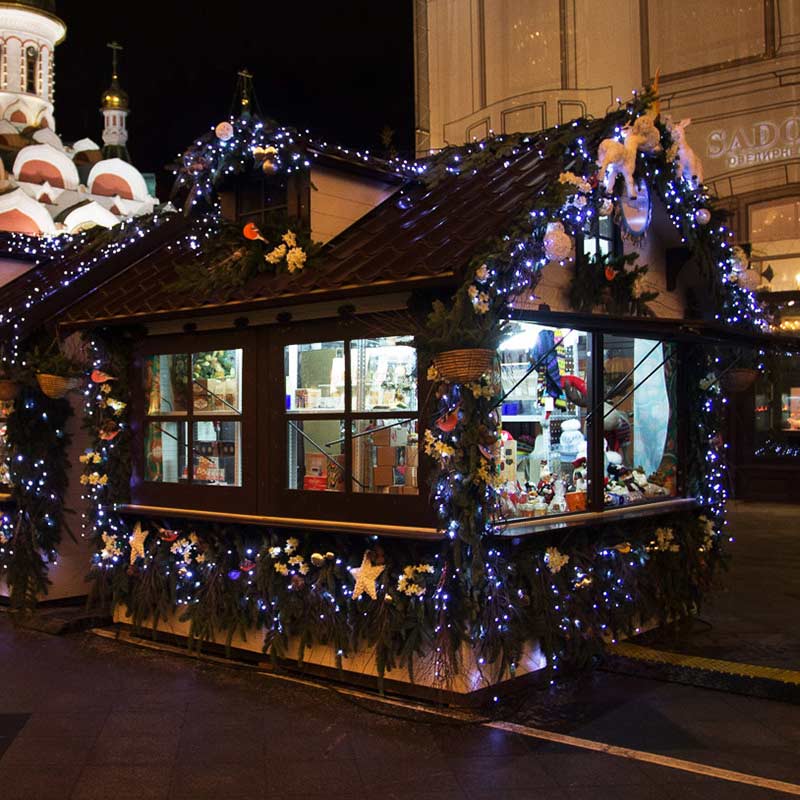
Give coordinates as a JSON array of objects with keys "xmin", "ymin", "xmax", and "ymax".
[{"xmin": 101, "ymin": 77, "xmax": 128, "ymax": 111}]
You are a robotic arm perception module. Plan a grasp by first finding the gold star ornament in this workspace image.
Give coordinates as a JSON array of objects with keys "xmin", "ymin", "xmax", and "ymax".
[{"xmin": 349, "ymin": 551, "xmax": 385, "ymax": 600}]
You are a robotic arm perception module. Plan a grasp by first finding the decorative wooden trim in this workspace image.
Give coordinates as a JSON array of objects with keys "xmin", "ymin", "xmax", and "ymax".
[{"xmin": 117, "ymin": 504, "xmax": 443, "ymax": 541}]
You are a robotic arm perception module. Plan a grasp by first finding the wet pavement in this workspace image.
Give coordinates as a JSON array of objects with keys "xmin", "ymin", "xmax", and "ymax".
[{"xmin": 0, "ymin": 501, "xmax": 798, "ymax": 799}]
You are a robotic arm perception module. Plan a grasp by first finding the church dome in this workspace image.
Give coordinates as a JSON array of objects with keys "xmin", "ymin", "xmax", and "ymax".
[{"xmin": 101, "ymin": 77, "xmax": 128, "ymax": 111}]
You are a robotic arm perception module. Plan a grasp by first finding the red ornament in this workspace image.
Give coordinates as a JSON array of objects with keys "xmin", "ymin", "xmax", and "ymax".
[
  {"xmin": 243, "ymin": 222, "xmax": 262, "ymax": 241},
  {"xmin": 240, "ymin": 559, "xmax": 256, "ymax": 573},
  {"xmin": 158, "ymin": 528, "xmax": 179, "ymax": 543},
  {"xmin": 588, "ymin": 174, "xmax": 599, "ymax": 189},
  {"xmin": 90, "ymin": 369, "xmax": 116, "ymax": 384},
  {"xmin": 604, "ymin": 265, "xmax": 616, "ymax": 281},
  {"xmin": 435, "ymin": 403, "xmax": 461, "ymax": 432}
]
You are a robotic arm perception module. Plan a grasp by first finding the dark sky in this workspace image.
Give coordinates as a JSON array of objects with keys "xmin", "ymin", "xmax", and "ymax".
[{"xmin": 53, "ymin": 1, "xmax": 415, "ymax": 191}]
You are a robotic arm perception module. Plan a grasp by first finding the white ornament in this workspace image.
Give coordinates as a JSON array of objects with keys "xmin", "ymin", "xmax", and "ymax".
[
  {"xmin": 215, "ymin": 121, "xmax": 234, "ymax": 142},
  {"xmin": 695, "ymin": 208, "xmax": 711, "ymax": 226},
  {"xmin": 349, "ymin": 551, "xmax": 385, "ymax": 600},
  {"xmin": 597, "ymin": 114, "xmax": 661, "ymax": 199},
  {"xmin": 739, "ymin": 269, "xmax": 761, "ymax": 291},
  {"xmin": 667, "ymin": 118, "xmax": 704, "ymax": 187},
  {"xmin": 543, "ymin": 221, "xmax": 573, "ymax": 262}
]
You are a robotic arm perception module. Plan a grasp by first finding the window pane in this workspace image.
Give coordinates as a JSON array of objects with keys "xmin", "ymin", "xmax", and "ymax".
[
  {"xmin": 0, "ymin": 400, "xmax": 12, "ymax": 485},
  {"xmin": 351, "ymin": 336, "xmax": 417, "ymax": 412},
  {"xmin": 753, "ymin": 353, "xmax": 800, "ymax": 459},
  {"xmin": 145, "ymin": 354, "xmax": 188, "ymax": 415},
  {"xmin": 603, "ymin": 337, "xmax": 678, "ymax": 506},
  {"xmin": 284, "ymin": 342, "xmax": 345, "ymax": 413},
  {"xmin": 498, "ymin": 323, "xmax": 591, "ymax": 519},
  {"xmin": 749, "ymin": 199, "xmax": 800, "ymax": 292},
  {"xmin": 192, "ymin": 350, "xmax": 242, "ymax": 414},
  {"xmin": 353, "ymin": 419, "xmax": 419, "ymax": 494},
  {"xmin": 193, "ymin": 420, "xmax": 241, "ymax": 486},
  {"xmin": 287, "ymin": 419, "xmax": 345, "ymax": 491},
  {"xmin": 144, "ymin": 421, "xmax": 188, "ymax": 483}
]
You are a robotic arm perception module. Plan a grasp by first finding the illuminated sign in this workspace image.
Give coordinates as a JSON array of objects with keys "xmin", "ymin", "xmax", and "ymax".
[{"xmin": 707, "ymin": 115, "xmax": 800, "ymax": 168}]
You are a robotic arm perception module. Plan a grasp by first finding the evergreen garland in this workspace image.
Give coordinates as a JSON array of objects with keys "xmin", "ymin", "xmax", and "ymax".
[{"xmin": 3, "ymin": 387, "xmax": 72, "ymax": 610}]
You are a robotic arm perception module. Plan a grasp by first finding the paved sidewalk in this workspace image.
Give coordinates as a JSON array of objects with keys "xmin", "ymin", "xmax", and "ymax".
[
  {"xmin": 629, "ymin": 501, "xmax": 800, "ymax": 673},
  {"xmin": 1, "ymin": 614, "xmax": 799, "ymax": 799}
]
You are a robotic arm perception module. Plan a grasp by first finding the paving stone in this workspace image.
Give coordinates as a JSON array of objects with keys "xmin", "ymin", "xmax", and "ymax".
[
  {"xmin": 0, "ymin": 763, "xmax": 83, "ymax": 799},
  {"xmin": 263, "ymin": 758, "xmax": 364, "ymax": 797},
  {"xmin": 72, "ymin": 765, "xmax": 172, "ymax": 800}
]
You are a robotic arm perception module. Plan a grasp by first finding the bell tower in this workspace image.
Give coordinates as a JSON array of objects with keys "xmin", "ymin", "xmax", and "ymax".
[
  {"xmin": 0, "ymin": 0, "xmax": 66, "ymax": 129},
  {"xmin": 100, "ymin": 40, "xmax": 130, "ymax": 161}
]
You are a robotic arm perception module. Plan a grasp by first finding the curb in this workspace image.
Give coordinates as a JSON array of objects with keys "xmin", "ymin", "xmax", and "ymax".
[{"xmin": 604, "ymin": 642, "xmax": 800, "ymax": 704}]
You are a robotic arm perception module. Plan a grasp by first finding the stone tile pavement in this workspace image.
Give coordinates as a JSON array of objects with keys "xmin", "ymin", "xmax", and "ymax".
[
  {"xmin": 0, "ymin": 614, "xmax": 799, "ymax": 799},
  {"xmin": 1, "ymin": 501, "xmax": 799, "ymax": 798}
]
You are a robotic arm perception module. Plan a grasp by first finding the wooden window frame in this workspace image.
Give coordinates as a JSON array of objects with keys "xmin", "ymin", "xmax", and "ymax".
[
  {"xmin": 266, "ymin": 317, "xmax": 434, "ymax": 528},
  {"xmin": 131, "ymin": 329, "xmax": 258, "ymax": 514}
]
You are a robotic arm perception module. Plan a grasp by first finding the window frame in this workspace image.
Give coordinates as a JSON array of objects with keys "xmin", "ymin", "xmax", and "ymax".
[
  {"xmin": 498, "ymin": 317, "xmax": 686, "ymax": 521},
  {"xmin": 131, "ymin": 329, "xmax": 258, "ymax": 513},
  {"xmin": 267, "ymin": 317, "xmax": 433, "ymax": 528}
]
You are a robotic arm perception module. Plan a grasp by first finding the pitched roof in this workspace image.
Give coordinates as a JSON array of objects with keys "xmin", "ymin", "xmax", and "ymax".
[{"xmin": 58, "ymin": 132, "xmax": 561, "ymax": 328}]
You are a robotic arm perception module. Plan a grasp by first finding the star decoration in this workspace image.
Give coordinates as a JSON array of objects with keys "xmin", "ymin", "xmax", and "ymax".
[
  {"xmin": 129, "ymin": 521, "xmax": 148, "ymax": 564},
  {"xmin": 349, "ymin": 551, "xmax": 384, "ymax": 600}
]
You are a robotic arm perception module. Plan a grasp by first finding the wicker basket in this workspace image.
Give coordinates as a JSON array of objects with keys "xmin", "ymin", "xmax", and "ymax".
[
  {"xmin": 720, "ymin": 367, "xmax": 758, "ymax": 393},
  {"xmin": 0, "ymin": 379, "xmax": 18, "ymax": 401},
  {"xmin": 433, "ymin": 348, "xmax": 496, "ymax": 384},
  {"xmin": 36, "ymin": 373, "xmax": 74, "ymax": 399}
]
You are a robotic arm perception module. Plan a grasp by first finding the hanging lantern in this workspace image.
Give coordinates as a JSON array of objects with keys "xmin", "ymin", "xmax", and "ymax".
[
  {"xmin": 215, "ymin": 121, "xmax": 234, "ymax": 142},
  {"xmin": 695, "ymin": 208, "xmax": 711, "ymax": 226}
]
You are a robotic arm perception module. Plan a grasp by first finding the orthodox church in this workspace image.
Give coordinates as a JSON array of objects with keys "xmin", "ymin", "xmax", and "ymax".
[{"xmin": 0, "ymin": 0, "xmax": 156, "ymax": 236}]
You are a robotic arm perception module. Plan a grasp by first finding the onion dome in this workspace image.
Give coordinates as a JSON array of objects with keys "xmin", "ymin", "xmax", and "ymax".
[{"xmin": 101, "ymin": 76, "xmax": 128, "ymax": 112}]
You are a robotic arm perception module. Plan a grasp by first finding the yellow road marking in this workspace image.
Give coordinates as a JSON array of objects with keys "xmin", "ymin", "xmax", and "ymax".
[{"xmin": 611, "ymin": 642, "xmax": 800, "ymax": 685}]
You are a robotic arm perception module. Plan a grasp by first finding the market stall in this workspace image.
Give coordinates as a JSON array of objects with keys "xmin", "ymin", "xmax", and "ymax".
[{"xmin": 1, "ymin": 88, "xmax": 782, "ymax": 698}]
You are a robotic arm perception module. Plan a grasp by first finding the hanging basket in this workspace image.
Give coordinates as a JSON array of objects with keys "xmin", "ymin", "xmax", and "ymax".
[
  {"xmin": 433, "ymin": 348, "xmax": 495, "ymax": 384},
  {"xmin": 0, "ymin": 379, "xmax": 18, "ymax": 401},
  {"xmin": 36, "ymin": 373, "xmax": 74, "ymax": 399},
  {"xmin": 720, "ymin": 368, "xmax": 758, "ymax": 393}
]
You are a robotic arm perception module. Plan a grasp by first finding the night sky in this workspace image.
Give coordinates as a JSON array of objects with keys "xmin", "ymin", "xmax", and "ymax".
[{"xmin": 53, "ymin": 1, "xmax": 415, "ymax": 193}]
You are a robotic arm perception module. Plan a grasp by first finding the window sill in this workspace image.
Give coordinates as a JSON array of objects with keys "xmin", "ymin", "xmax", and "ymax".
[
  {"xmin": 495, "ymin": 498, "xmax": 698, "ymax": 537},
  {"xmin": 117, "ymin": 504, "xmax": 442, "ymax": 540}
]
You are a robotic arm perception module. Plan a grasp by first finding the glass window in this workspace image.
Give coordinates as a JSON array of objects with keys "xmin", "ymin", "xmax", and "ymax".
[
  {"xmin": 351, "ymin": 336, "xmax": 417, "ymax": 412},
  {"xmin": 749, "ymin": 198, "xmax": 800, "ymax": 292},
  {"xmin": 144, "ymin": 421, "xmax": 188, "ymax": 484},
  {"xmin": 497, "ymin": 323, "xmax": 591, "ymax": 519},
  {"xmin": 284, "ymin": 336, "xmax": 419, "ymax": 495},
  {"xmin": 25, "ymin": 46, "xmax": 37, "ymax": 94},
  {"xmin": 0, "ymin": 399, "xmax": 13, "ymax": 486},
  {"xmin": 287, "ymin": 419, "xmax": 345, "ymax": 492},
  {"xmin": 192, "ymin": 350, "xmax": 242, "ymax": 414},
  {"xmin": 753, "ymin": 354, "xmax": 800, "ymax": 459},
  {"xmin": 353, "ymin": 418, "xmax": 419, "ymax": 494},
  {"xmin": 145, "ymin": 353, "xmax": 188, "ymax": 415},
  {"xmin": 581, "ymin": 213, "xmax": 616, "ymax": 260},
  {"xmin": 143, "ymin": 348, "xmax": 243, "ymax": 487},
  {"xmin": 285, "ymin": 341, "xmax": 345, "ymax": 412},
  {"xmin": 603, "ymin": 336, "xmax": 678, "ymax": 506}
]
